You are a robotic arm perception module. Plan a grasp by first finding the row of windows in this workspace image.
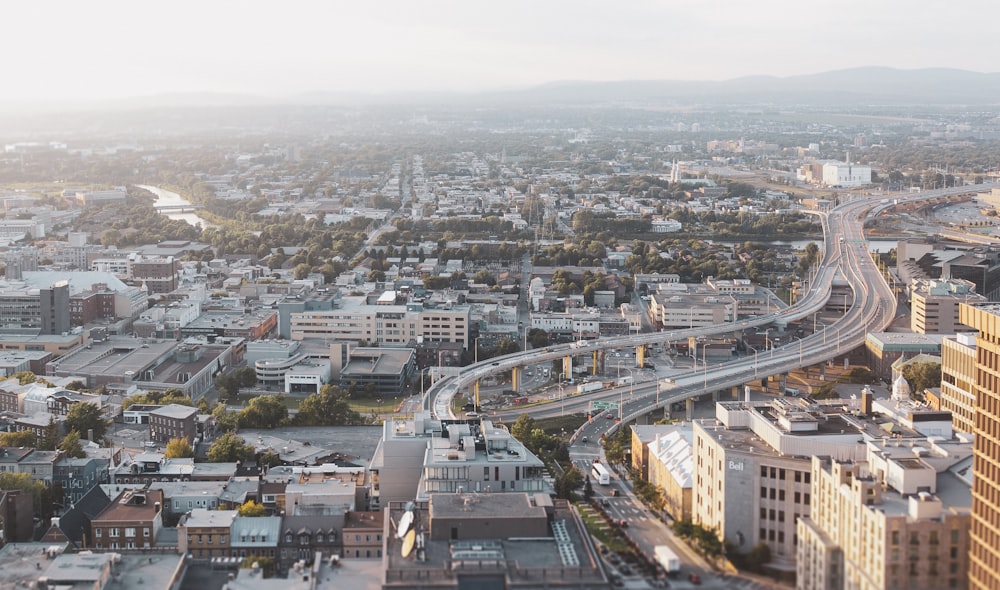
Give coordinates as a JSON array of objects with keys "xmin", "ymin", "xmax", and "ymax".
[{"xmin": 95, "ymin": 527, "xmax": 150, "ymax": 538}]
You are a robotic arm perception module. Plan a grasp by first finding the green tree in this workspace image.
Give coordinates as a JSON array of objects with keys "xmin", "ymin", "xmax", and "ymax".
[
  {"xmin": 258, "ymin": 449, "xmax": 282, "ymax": 469},
  {"xmin": 13, "ymin": 371, "xmax": 36, "ymax": 385},
  {"xmin": 206, "ymin": 432, "xmax": 255, "ymax": 463},
  {"xmin": 0, "ymin": 430, "xmax": 36, "ymax": 447},
  {"xmin": 510, "ymin": 415, "xmax": 536, "ymax": 442},
  {"xmin": 294, "ymin": 385, "xmax": 364, "ymax": 426},
  {"xmin": 554, "ymin": 466, "xmax": 584, "ymax": 501},
  {"xmin": 237, "ymin": 500, "xmax": 267, "ymax": 517},
  {"xmin": 601, "ymin": 427, "xmax": 631, "ymax": 466},
  {"xmin": 212, "ymin": 404, "xmax": 239, "ymax": 433},
  {"xmin": 0, "ymin": 472, "xmax": 45, "ymax": 514},
  {"xmin": 902, "ymin": 361, "xmax": 942, "ymax": 400},
  {"xmin": 39, "ymin": 417, "xmax": 60, "ymax": 451},
  {"xmin": 238, "ymin": 395, "xmax": 288, "ymax": 429},
  {"xmin": 165, "ymin": 437, "xmax": 194, "ymax": 459},
  {"xmin": 58, "ymin": 431, "xmax": 87, "ymax": 458},
  {"xmin": 527, "ymin": 328, "xmax": 549, "ymax": 349},
  {"xmin": 65, "ymin": 402, "xmax": 109, "ymax": 441}
]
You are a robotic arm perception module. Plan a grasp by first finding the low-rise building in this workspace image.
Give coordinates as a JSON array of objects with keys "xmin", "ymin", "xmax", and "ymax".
[
  {"xmin": 342, "ymin": 511, "xmax": 383, "ymax": 559},
  {"xmin": 149, "ymin": 404, "xmax": 199, "ymax": 444},
  {"xmin": 91, "ymin": 488, "xmax": 164, "ymax": 550},
  {"xmin": 369, "ymin": 413, "xmax": 549, "ymax": 511},
  {"xmin": 179, "ymin": 508, "xmax": 238, "ymax": 559},
  {"xmin": 382, "ymin": 494, "xmax": 609, "ymax": 589}
]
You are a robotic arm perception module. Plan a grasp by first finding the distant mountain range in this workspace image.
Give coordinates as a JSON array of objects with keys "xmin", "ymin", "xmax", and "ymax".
[
  {"xmin": 285, "ymin": 67, "xmax": 1000, "ymax": 107},
  {"xmin": 3, "ymin": 67, "xmax": 1000, "ymax": 115},
  {"xmin": 474, "ymin": 67, "xmax": 1000, "ymax": 106}
]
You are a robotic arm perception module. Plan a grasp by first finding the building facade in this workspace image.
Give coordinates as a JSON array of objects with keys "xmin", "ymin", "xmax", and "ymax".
[{"xmin": 958, "ymin": 303, "xmax": 1000, "ymax": 590}]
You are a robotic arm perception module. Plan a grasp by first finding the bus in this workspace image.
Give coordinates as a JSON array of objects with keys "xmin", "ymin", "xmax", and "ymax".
[{"xmin": 591, "ymin": 462, "xmax": 611, "ymax": 485}]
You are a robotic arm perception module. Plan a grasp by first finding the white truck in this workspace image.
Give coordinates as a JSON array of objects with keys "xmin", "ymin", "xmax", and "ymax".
[
  {"xmin": 577, "ymin": 381, "xmax": 603, "ymax": 394},
  {"xmin": 654, "ymin": 544, "xmax": 681, "ymax": 576}
]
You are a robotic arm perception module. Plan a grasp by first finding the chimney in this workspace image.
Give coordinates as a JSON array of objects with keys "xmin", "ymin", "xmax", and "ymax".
[{"xmin": 861, "ymin": 388, "xmax": 873, "ymax": 415}]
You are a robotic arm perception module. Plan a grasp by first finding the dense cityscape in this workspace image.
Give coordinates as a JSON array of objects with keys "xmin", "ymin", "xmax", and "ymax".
[
  {"xmin": 0, "ymin": 88, "xmax": 997, "ymax": 590},
  {"xmin": 5, "ymin": 2, "xmax": 1000, "ymax": 581}
]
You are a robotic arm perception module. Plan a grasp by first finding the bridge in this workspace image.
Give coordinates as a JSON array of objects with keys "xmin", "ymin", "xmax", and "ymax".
[
  {"xmin": 154, "ymin": 203, "xmax": 202, "ymax": 212},
  {"xmin": 423, "ymin": 184, "xmax": 987, "ymax": 426}
]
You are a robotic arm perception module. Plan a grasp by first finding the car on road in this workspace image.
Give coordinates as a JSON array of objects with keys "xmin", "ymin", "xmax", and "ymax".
[
  {"xmin": 604, "ymin": 412, "xmax": 614, "ymax": 419},
  {"xmin": 688, "ymin": 573, "xmax": 701, "ymax": 585},
  {"xmin": 581, "ymin": 436, "xmax": 588, "ymax": 443}
]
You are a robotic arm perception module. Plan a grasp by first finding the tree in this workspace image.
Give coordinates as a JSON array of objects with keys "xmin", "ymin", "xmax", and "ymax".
[
  {"xmin": 902, "ymin": 361, "xmax": 941, "ymax": 401},
  {"xmin": 39, "ymin": 417, "xmax": 60, "ymax": 451},
  {"xmin": 258, "ymin": 449, "xmax": 282, "ymax": 469},
  {"xmin": 206, "ymin": 432, "xmax": 255, "ymax": 463},
  {"xmin": 237, "ymin": 500, "xmax": 267, "ymax": 517},
  {"xmin": 58, "ymin": 431, "xmax": 87, "ymax": 458},
  {"xmin": 238, "ymin": 395, "xmax": 288, "ymax": 429},
  {"xmin": 527, "ymin": 328, "xmax": 549, "ymax": 349},
  {"xmin": 294, "ymin": 385, "xmax": 363, "ymax": 426},
  {"xmin": 0, "ymin": 430, "xmax": 36, "ymax": 447},
  {"xmin": 212, "ymin": 404, "xmax": 239, "ymax": 433},
  {"xmin": 165, "ymin": 437, "xmax": 194, "ymax": 459},
  {"xmin": 65, "ymin": 402, "xmax": 108, "ymax": 441},
  {"xmin": 555, "ymin": 466, "xmax": 584, "ymax": 501}
]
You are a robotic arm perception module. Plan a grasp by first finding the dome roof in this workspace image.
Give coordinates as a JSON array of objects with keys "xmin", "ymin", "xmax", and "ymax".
[{"xmin": 892, "ymin": 373, "xmax": 911, "ymax": 401}]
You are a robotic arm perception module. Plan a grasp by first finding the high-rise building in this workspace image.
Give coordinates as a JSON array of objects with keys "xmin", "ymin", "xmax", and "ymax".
[{"xmin": 958, "ymin": 303, "xmax": 1000, "ymax": 590}]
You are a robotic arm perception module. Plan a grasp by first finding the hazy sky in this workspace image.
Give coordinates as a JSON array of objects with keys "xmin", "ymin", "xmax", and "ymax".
[{"xmin": 7, "ymin": 0, "xmax": 999, "ymax": 100}]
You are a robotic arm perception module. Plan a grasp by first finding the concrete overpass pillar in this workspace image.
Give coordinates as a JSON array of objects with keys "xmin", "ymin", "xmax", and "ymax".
[
  {"xmin": 732, "ymin": 385, "xmax": 741, "ymax": 400},
  {"xmin": 712, "ymin": 389, "xmax": 719, "ymax": 402},
  {"xmin": 685, "ymin": 398, "xmax": 694, "ymax": 421},
  {"xmin": 636, "ymin": 345, "xmax": 646, "ymax": 368},
  {"xmin": 593, "ymin": 350, "xmax": 601, "ymax": 375},
  {"xmin": 563, "ymin": 356, "xmax": 572, "ymax": 380},
  {"xmin": 511, "ymin": 367, "xmax": 519, "ymax": 391},
  {"xmin": 474, "ymin": 380, "xmax": 480, "ymax": 409}
]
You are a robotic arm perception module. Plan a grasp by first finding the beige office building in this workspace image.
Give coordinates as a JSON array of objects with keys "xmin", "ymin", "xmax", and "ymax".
[
  {"xmin": 909, "ymin": 278, "xmax": 984, "ymax": 334},
  {"xmin": 939, "ymin": 333, "xmax": 977, "ymax": 434},
  {"xmin": 289, "ymin": 295, "xmax": 470, "ymax": 347}
]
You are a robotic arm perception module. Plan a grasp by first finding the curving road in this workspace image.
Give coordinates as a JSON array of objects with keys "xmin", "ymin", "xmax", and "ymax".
[{"xmin": 425, "ymin": 185, "xmax": 986, "ymax": 427}]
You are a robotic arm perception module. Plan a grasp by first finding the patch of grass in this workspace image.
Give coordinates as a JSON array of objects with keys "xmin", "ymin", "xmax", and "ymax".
[
  {"xmin": 534, "ymin": 414, "xmax": 588, "ymax": 437},
  {"xmin": 577, "ymin": 503, "xmax": 631, "ymax": 554}
]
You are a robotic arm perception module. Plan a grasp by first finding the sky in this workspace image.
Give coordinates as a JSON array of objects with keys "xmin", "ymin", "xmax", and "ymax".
[{"xmin": 5, "ymin": 0, "xmax": 999, "ymax": 101}]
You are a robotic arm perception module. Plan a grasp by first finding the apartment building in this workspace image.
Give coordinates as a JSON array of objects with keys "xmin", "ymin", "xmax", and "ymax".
[
  {"xmin": 694, "ymin": 389, "xmax": 961, "ymax": 578},
  {"xmin": 178, "ymin": 508, "xmax": 237, "ymax": 559},
  {"xmin": 797, "ymin": 441, "xmax": 971, "ymax": 590},
  {"xmin": 91, "ymin": 488, "xmax": 164, "ymax": 550},
  {"xmin": 149, "ymin": 404, "xmax": 199, "ymax": 444}
]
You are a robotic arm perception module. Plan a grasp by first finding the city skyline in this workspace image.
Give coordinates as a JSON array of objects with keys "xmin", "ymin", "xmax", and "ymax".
[{"xmin": 6, "ymin": 0, "xmax": 1000, "ymax": 102}]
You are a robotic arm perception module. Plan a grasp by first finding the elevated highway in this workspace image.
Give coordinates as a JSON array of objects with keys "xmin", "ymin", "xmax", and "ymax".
[{"xmin": 426, "ymin": 184, "xmax": 987, "ymax": 424}]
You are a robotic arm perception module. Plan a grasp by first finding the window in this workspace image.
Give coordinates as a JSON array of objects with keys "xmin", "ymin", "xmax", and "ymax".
[
  {"xmin": 125, "ymin": 528, "xmax": 136, "ymax": 537},
  {"xmin": 109, "ymin": 528, "xmax": 120, "ymax": 538},
  {"xmin": 95, "ymin": 528, "xmax": 102, "ymax": 538},
  {"xmin": 143, "ymin": 528, "xmax": 150, "ymax": 537}
]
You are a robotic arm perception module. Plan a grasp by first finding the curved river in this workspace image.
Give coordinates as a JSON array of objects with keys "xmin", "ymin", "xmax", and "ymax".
[{"xmin": 137, "ymin": 185, "xmax": 216, "ymax": 229}]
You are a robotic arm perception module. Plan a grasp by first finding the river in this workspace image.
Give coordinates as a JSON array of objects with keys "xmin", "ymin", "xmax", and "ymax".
[{"xmin": 137, "ymin": 185, "xmax": 216, "ymax": 229}]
